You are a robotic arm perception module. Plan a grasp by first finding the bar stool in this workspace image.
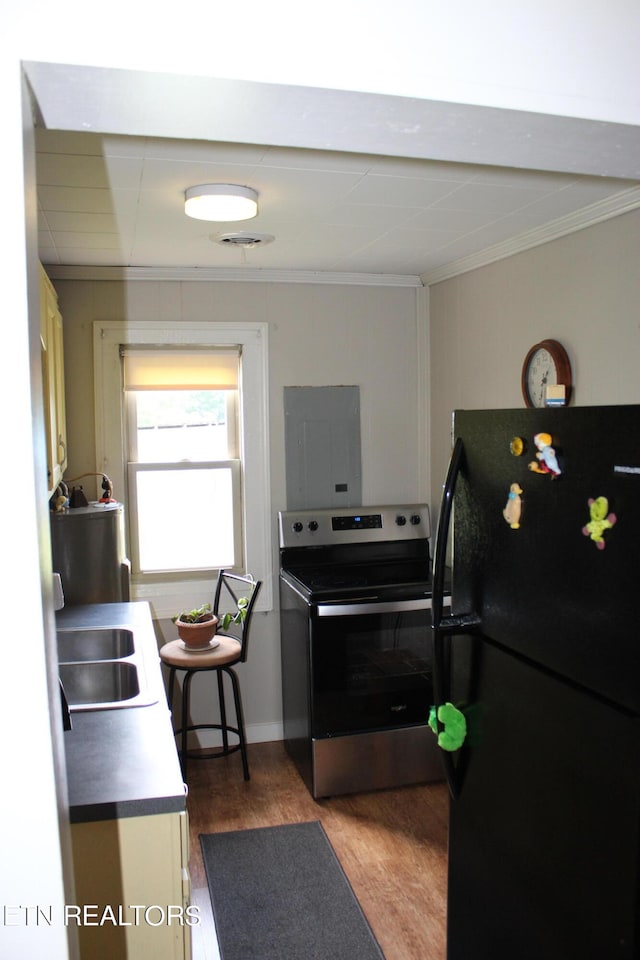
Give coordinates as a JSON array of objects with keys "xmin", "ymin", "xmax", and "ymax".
[{"xmin": 160, "ymin": 570, "xmax": 262, "ymax": 780}]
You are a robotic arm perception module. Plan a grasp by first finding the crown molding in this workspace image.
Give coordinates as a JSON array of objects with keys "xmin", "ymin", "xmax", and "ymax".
[
  {"xmin": 420, "ymin": 185, "xmax": 640, "ymax": 286},
  {"xmin": 43, "ymin": 265, "xmax": 423, "ymax": 287}
]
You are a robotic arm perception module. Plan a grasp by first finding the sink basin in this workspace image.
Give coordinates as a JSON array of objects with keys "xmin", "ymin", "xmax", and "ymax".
[
  {"xmin": 59, "ymin": 661, "xmax": 141, "ymax": 707},
  {"xmin": 57, "ymin": 628, "xmax": 135, "ymax": 662},
  {"xmin": 56, "ymin": 621, "xmax": 159, "ymax": 711}
]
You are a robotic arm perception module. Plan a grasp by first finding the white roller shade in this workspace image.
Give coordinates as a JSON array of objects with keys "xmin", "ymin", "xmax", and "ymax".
[{"xmin": 122, "ymin": 349, "xmax": 239, "ymax": 390}]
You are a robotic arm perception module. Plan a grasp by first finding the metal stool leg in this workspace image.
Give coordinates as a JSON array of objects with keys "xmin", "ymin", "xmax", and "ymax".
[
  {"xmin": 180, "ymin": 670, "xmax": 194, "ymax": 779},
  {"xmin": 217, "ymin": 670, "xmax": 229, "ymax": 754},
  {"xmin": 164, "ymin": 659, "xmax": 250, "ymax": 781},
  {"xmin": 167, "ymin": 666, "xmax": 176, "ymax": 710},
  {"xmin": 226, "ymin": 666, "xmax": 250, "ymax": 781}
]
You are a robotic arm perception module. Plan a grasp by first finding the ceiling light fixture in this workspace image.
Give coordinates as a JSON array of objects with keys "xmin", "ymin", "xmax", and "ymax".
[{"xmin": 184, "ymin": 184, "xmax": 258, "ymax": 222}]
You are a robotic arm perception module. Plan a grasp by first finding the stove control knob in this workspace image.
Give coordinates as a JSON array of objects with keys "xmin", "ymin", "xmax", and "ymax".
[
  {"xmin": 292, "ymin": 521, "xmax": 304, "ymax": 533},
  {"xmin": 308, "ymin": 520, "xmax": 319, "ymax": 532},
  {"xmin": 410, "ymin": 514, "xmax": 421, "ymax": 525},
  {"xmin": 396, "ymin": 514, "xmax": 407, "ymax": 526}
]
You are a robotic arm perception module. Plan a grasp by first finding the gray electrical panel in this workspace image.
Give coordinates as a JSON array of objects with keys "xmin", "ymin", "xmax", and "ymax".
[{"xmin": 284, "ymin": 386, "xmax": 362, "ymax": 509}]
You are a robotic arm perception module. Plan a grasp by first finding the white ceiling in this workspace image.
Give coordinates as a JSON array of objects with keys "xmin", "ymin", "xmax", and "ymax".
[{"xmin": 36, "ymin": 128, "xmax": 640, "ymax": 284}]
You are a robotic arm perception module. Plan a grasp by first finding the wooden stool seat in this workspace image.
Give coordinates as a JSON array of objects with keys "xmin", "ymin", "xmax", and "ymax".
[{"xmin": 160, "ymin": 635, "xmax": 241, "ymax": 669}]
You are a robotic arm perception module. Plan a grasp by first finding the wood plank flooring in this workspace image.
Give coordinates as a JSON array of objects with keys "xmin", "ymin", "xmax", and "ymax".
[{"xmin": 186, "ymin": 740, "xmax": 449, "ymax": 960}]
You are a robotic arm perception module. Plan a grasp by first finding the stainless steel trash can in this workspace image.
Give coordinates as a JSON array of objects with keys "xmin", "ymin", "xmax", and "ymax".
[{"xmin": 50, "ymin": 502, "xmax": 131, "ymax": 605}]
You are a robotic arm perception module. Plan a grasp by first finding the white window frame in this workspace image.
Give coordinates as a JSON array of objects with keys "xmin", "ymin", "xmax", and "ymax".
[{"xmin": 93, "ymin": 321, "xmax": 271, "ymax": 618}]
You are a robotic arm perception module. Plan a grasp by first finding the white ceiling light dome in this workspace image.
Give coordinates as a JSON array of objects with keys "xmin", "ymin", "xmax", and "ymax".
[{"xmin": 184, "ymin": 184, "xmax": 258, "ymax": 222}]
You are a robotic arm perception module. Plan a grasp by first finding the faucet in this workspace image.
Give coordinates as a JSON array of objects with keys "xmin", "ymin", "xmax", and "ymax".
[
  {"xmin": 53, "ymin": 572, "xmax": 65, "ymax": 611},
  {"xmin": 59, "ymin": 678, "xmax": 72, "ymax": 731}
]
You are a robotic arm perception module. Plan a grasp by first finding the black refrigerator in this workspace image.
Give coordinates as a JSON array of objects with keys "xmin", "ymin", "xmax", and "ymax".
[{"xmin": 431, "ymin": 404, "xmax": 640, "ymax": 960}]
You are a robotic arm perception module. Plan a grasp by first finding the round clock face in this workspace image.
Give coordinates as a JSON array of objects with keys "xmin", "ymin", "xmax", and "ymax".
[
  {"xmin": 521, "ymin": 340, "xmax": 572, "ymax": 408},
  {"xmin": 526, "ymin": 346, "xmax": 556, "ymax": 407}
]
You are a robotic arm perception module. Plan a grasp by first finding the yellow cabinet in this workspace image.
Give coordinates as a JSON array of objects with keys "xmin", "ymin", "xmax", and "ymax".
[
  {"xmin": 70, "ymin": 810, "xmax": 192, "ymax": 959},
  {"xmin": 40, "ymin": 264, "xmax": 67, "ymax": 495}
]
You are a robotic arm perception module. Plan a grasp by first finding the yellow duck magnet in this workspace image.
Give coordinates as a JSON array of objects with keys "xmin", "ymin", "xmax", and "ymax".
[{"xmin": 503, "ymin": 483, "xmax": 523, "ymax": 529}]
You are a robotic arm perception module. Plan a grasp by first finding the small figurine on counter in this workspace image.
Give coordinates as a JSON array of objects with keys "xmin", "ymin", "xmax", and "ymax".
[
  {"xmin": 503, "ymin": 482, "xmax": 523, "ymax": 529},
  {"xmin": 582, "ymin": 496, "xmax": 617, "ymax": 550},
  {"xmin": 100, "ymin": 474, "xmax": 116, "ymax": 503},
  {"xmin": 528, "ymin": 432, "xmax": 562, "ymax": 479},
  {"xmin": 52, "ymin": 481, "xmax": 69, "ymax": 512}
]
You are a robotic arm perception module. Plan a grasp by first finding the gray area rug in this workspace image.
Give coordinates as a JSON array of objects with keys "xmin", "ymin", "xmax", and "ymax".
[{"xmin": 200, "ymin": 820, "xmax": 386, "ymax": 960}]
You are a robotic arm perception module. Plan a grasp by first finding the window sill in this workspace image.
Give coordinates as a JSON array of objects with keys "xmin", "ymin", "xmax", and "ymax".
[{"xmin": 131, "ymin": 576, "xmax": 271, "ymax": 621}]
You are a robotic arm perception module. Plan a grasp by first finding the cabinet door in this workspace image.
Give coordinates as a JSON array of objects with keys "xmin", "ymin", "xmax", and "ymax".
[
  {"xmin": 39, "ymin": 265, "xmax": 67, "ymax": 495},
  {"xmin": 50, "ymin": 303, "xmax": 67, "ymax": 480},
  {"xmin": 71, "ymin": 812, "xmax": 192, "ymax": 959},
  {"xmin": 40, "ymin": 269, "xmax": 56, "ymax": 494}
]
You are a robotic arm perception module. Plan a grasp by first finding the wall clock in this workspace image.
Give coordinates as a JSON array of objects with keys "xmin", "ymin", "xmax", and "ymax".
[{"xmin": 521, "ymin": 339, "xmax": 572, "ymax": 408}]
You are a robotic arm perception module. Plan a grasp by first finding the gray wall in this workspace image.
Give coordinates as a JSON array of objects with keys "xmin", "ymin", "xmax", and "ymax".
[{"xmin": 429, "ymin": 208, "xmax": 640, "ymax": 522}]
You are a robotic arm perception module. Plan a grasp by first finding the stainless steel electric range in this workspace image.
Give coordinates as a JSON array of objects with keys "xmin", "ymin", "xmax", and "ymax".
[{"xmin": 278, "ymin": 503, "xmax": 449, "ymax": 799}]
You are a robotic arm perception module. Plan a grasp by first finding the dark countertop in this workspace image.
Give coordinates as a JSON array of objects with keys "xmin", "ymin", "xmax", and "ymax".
[{"xmin": 57, "ymin": 602, "xmax": 186, "ymax": 824}]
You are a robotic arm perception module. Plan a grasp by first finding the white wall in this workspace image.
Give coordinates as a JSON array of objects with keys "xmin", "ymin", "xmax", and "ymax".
[
  {"xmin": 0, "ymin": 70, "xmax": 76, "ymax": 960},
  {"xmin": 56, "ymin": 277, "xmax": 426, "ymax": 741},
  {"xmin": 429, "ymin": 208, "xmax": 640, "ymax": 515}
]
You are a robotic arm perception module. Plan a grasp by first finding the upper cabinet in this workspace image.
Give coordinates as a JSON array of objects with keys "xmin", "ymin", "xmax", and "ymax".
[{"xmin": 40, "ymin": 264, "xmax": 67, "ymax": 496}]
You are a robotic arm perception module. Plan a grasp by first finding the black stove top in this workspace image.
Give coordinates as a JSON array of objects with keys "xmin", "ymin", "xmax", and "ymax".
[{"xmin": 285, "ymin": 558, "xmax": 430, "ymax": 595}]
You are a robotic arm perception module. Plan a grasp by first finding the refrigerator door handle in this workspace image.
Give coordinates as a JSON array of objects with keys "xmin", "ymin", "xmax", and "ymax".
[
  {"xmin": 436, "ymin": 611, "xmax": 483, "ymax": 633},
  {"xmin": 432, "ymin": 438, "xmax": 463, "ymax": 627},
  {"xmin": 432, "ymin": 437, "xmax": 480, "ymax": 799},
  {"xmin": 432, "ymin": 436, "xmax": 483, "ymax": 636}
]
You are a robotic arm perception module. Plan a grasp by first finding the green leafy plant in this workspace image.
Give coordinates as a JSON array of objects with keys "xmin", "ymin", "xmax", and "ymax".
[
  {"xmin": 219, "ymin": 596, "xmax": 249, "ymax": 631},
  {"xmin": 172, "ymin": 603, "xmax": 214, "ymax": 624}
]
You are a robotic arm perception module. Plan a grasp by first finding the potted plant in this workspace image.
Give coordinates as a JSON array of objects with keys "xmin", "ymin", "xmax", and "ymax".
[
  {"xmin": 172, "ymin": 603, "xmax": 219, "ymax": 649},
  {"xmin": 173, "ymin": 577, "xmax": 256, "ymax": 647}
]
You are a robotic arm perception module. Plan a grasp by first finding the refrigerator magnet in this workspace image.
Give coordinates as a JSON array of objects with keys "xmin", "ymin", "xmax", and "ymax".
[
  {"xmin": 510, "ymin": 436, "xmax": 525, "ymax": 456},
  {"xmin": 582, "ymin": 496, "xmax": 617, "ymax": 549},
  {"xmin": 528, "ymin": 432, "xmax": 562, "ymax": 478},
  {"xmin": 503, "ymin": 483, "xmax": 523, "ymax": 529},
  {"xmin": 428, "ymin": 702, "xmax": 467, "ymax": 752}
]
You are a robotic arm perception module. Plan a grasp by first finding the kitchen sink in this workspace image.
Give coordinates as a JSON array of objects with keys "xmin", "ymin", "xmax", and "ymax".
[
  {"xmin": 57, "ymin": 628, "xmax": 135, "ymax": 662},
  {"xmin": 59, "ymin": 661, "xmax": 140, "ymax": 706},
  {"xmin": 57, "ymin": 625, "xmax": 158, "ymax": 711}
]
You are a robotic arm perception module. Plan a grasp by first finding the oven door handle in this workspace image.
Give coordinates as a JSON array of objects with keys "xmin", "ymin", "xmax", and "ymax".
[{"xmin": 316, "ymin": 597, "xmax": 449, "ymax": 617}]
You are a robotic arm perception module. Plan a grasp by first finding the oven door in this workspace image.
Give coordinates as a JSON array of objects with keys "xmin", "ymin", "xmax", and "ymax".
[{"xmin": 309, "ymin": 597, "xmax": 437, "ymax": 737}]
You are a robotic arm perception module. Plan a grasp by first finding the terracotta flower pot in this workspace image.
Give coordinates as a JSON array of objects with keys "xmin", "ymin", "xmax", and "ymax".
[{"xmin": 176, "ymin": 614, "xmax": 219, "ymax": 649}]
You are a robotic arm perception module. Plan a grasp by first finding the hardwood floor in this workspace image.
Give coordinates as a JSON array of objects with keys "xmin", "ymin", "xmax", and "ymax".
[{"xmin": 186, "ymin": 740, "xmax": 449, "ymax": 960}]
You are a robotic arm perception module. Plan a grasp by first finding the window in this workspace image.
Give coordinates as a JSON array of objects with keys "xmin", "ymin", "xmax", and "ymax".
[
  {"xmin": 94, "ymin": 321, "xmax": 271, "ymax": 619},
  {"xmin": 123, "ymin": 348, "xmax": 242, "ymax": 576}
]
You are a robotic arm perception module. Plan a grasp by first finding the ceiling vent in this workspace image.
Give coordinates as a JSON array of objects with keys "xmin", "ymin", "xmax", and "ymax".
[{"xmin": 210, "ymin": 232, "xmax": 275, "ymax": 249}]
